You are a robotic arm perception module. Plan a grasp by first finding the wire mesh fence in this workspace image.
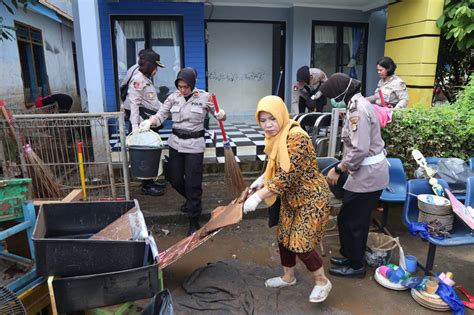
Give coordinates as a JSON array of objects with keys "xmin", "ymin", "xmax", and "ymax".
[{"xmin": 0, "ymin": 112, "xmax": 129, "ymax": 200}]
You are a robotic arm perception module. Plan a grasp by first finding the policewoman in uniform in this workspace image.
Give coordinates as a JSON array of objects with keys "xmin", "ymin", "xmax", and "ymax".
[
  {"xmin": 139, "ymin": 68, "xmax": 226, "ymax": 235},
  {"xmin": 124, "ymin": 50, "xmax": 166, "ymax": 196},
  {"xmin": 291, "ymin": 66, "xmax": 327, "ymax": 114},
  {"xmin": 124, "ymin": 50, "xmax": 165, "ymax": 132},
  {"xmin": 366, "ymin": 56, "xmax": 409, "ymax": 109},
  {"xmin": 320, "ymin": 73, "xmax": 389, "ymax": 278}
]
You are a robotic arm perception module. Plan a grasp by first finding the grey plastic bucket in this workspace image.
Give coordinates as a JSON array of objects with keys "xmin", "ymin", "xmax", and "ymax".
[{"xmin": 128, "ymin": 145, "xmax": 162, "ymax": 179}]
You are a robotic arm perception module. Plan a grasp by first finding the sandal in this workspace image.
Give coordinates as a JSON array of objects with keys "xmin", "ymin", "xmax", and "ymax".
[
  {"xmin": 264, "ymin": 276, "xmax": 296, "ymax": 288},
  {"xmin": 309, "ymin": 280, "xmax": 332, "ymax": 303}
]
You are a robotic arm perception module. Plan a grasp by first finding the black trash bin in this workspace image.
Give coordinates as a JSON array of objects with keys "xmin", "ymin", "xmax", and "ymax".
[{"xmin": 128, "ymin": 145, "xmax": 162, "ymax": 179}]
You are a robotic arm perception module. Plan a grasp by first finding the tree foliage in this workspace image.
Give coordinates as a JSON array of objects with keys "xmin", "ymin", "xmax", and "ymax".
[
  {"xmin": 0, "ymin": 0, "xmax": 38, "ymax": 41},
  {"xmin": 436, "ymin": 0, "xmax": 474, "ymax": 51},
  {"xmin": 434, "ymin": 0, "xmax": 473, "ymax": 103}
]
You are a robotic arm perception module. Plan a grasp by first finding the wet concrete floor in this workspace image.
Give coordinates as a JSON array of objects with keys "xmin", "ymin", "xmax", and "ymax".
[
  {"xmin": 131, "ymin": 174, "xmax": 474, "ymax": 314},
  {"xmin": 151, "ymin": 215, "xmax": 474, "ymax": 314}
]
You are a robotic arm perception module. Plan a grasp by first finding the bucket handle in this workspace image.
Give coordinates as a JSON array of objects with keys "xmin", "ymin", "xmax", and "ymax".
[
  {"xmin": 377, "ymin": 237, "xmax": 397, "ymax": 250},
  {"xmin": 393, "ymin": 237, "xmax": 407, "ymax": 270}
]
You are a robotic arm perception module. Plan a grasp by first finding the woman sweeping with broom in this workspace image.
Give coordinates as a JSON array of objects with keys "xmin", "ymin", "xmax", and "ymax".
[
  {"xmin": 139, "ymin": 68, "xmax": 226, "ymax": 235},
  {"xmin": 243, "ymin": 95, "xmax": 332, "ymax": 303}
]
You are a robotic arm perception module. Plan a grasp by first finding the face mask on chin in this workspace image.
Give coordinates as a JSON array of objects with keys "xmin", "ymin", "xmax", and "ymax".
[
  {"xmin": 330, "ymin": 98, "xmax": 347, "ymax": 108},
  {"xmin": 329, "ymin": 78, "xmax": 352, "ymax": 109}
]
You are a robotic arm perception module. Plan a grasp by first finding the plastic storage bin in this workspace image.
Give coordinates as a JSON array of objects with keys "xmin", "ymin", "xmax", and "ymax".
[{"xmin": 32, "ymin": 200, "xmax": 147, "ymax": 277}]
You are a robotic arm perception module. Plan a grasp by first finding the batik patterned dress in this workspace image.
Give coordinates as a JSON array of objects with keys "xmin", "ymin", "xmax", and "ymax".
[{"xmin": 266, "ymin": 130, "xmax": 330, "ymax": 253}]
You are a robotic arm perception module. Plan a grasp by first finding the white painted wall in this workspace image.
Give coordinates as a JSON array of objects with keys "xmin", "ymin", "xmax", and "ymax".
[
  {"xmin": 0, "ymin": 5, "xmax": 78, "ymax": 110},
  {"xmin": 207, "ymin": 22, "xmax": 273, "ymax": 119}
]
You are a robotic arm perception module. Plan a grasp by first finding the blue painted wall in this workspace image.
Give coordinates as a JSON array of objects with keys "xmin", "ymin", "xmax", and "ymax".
[{"xmin": 98, "ymin": 0, "xmax": 205, "ymax": 112}]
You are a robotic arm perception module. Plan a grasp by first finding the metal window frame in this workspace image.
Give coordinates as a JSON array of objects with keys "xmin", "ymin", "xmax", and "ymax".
[{"xmin": 110, "ymin": 15, "xmax": 185, "ymax": 111}]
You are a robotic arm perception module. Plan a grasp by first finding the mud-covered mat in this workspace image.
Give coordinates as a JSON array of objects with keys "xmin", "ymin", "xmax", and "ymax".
[{"xmin": 171, "ymin": 260, "xmax": 351, "ymax": 315}]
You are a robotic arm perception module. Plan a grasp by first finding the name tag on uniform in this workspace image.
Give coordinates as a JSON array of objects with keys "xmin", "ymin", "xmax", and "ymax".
[{"xmin": 191, "ymin": 102, "xmax": 203, "ymax": 106}]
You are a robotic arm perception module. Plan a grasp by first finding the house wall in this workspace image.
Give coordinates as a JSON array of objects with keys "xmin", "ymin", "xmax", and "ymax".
[
  {"xmin": 97, "ymin": 0, "xmax": 205, "ymax": 112},
  {"xmin": 205, "ymin": 5, "xmax": 386, "ymax": 107},
  {"xmin": 0, "ymin": 6, "xmax": 78, "ymax": 110}
]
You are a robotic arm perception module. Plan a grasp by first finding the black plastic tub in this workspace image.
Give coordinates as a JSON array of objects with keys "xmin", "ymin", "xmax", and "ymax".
[
  {"xmin": 53, "ymin": 262, "xmax": 161, "ymax": 313},
  {"xmin": 32, "ymin": 201, "xmax": 147, "ymax": 277},
  {"xmin": 128, "ymin": 145, "xmax": 162, "ymax": 179}
]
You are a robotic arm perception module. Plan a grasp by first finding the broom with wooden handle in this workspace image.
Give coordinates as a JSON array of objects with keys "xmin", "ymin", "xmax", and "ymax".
[
  {"xmin": 0, "ymin": 102, "xmax": 63, "ymax": 199},
  {"xmin": 210, "ymin": 95, "xmax": 246, "ymax": 198}
]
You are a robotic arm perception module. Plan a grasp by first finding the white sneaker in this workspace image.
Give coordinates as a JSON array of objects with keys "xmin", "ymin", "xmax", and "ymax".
[
  {"xmin": 264, "ymin": 276, "xmax": 297, "ymax": 288},
  {"xmin": 309, "ymin": 280, "xmax": 332, "ymax": 303}
]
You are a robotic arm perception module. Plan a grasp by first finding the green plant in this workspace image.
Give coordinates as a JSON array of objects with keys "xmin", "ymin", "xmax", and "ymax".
[
  {"xmin": 383, "ymin": 74, "xmax": 474, "ymax": 176},
  {"xmin": 1, "ymin": 0, "xmax": 38, "ymax": 41},
  {"xmin": 434, "ymin": 0, "xmax": 473, "ymax": 102},
  {"xmin": 436, "ymin": 0, "xmax": 474, "ymax": 51}
]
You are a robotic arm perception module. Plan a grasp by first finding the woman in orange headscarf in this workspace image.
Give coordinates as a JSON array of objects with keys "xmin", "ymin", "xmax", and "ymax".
[{"xmin": 243, "ymin": 95, "xmax": 332, "ymax": 303}]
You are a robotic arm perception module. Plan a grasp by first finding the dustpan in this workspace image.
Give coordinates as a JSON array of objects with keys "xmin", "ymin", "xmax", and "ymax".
[{"xmin": 158, "ymin": 188, "xmax": 248, "ymax": 269}]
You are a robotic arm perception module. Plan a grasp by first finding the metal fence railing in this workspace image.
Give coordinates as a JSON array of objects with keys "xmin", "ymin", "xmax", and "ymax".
[{"xmin": 0, "ymin": 112, "xmax": 129, "ymax": 200}]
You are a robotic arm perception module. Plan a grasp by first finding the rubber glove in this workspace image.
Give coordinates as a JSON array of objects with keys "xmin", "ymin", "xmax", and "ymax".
[
  {"xmin": 311, "ymin": 91, "xmax": 322, "ymax": 100},
  {"xmin": 139, "ymin": 119, "xmax": 151, "ymax": 132},
  {"xmin": 243, "ymin": 193, "xmax": 262, "ymax": 214},
  {"xmin": 215, "ymin": 109, "xmax": 226, "ymax": 120},
  {"xmin": 250, "ymin": 175, "xmax": 265, "ymax": 190}
]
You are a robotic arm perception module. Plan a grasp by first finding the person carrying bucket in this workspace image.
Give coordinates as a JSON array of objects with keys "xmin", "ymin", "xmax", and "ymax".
[
  {"xmin": 139, "ymin": 68, "xmax": 226, "ymax": 235},
  {"xmin": 123, "ymin": 49, "xmax": 167, "ymax": 197},
  {"xmin": 320, "ymin": 73, "xmax": 389, "ymax": 278}
]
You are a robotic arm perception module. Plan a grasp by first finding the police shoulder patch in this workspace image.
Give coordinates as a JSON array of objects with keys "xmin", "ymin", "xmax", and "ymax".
[
  {"xmin": 133, "ymin": 81, "xmax": 142, "ymax": 90},
  {"xmin": 400, "ymin": 81, "xmax": 406, "ymax": 90},
  {"xmin": 193, "ymin": 91, "xmax": 199, "ymax": 97},
  {"xmin": 350, "ymin": 116, "xmax": 360, "ymax": 132}
]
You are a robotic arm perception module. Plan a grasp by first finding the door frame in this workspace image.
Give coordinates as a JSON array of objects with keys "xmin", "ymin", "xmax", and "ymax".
[
  {"xmin": 110, "ymin": 15, "xmax": 185, "ymax": 111},
  {"xmin": 311, "ymin": 21, "xmax": 369, "ymax": 93},
  {"xmin": 204, "ymin": 19, "xmax": 286, "ymax": 99}
]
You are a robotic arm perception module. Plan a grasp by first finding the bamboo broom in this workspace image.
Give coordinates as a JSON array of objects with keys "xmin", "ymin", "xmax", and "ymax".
[
  {"xmin": 0, "ymin": 102, "xmax": 63, "ymax": 199},
  {"xmin": 210, "ymin": 95, "xmax": 246, "ymax": 198}
]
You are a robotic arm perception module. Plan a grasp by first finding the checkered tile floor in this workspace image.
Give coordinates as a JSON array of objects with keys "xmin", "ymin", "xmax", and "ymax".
[{"xmin": 111, "ymin": 122, "xmax": 267, "ymax": 163}]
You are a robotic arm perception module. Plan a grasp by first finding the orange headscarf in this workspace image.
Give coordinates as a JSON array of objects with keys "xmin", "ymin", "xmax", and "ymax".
[{"xmin": 255, "ymin": 96, "xmax": 304, "ymax": 204}]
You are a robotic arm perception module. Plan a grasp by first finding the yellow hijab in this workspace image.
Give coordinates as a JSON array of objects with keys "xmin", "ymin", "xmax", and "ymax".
[{"xmin": 256, "ymin": 96, "xmax": 304, "ymax": 204}]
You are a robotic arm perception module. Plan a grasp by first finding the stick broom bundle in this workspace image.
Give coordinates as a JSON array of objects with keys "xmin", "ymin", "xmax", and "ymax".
[{"xmin": 211, "ymin": 95, "xmax": 246, "ymax": 198}]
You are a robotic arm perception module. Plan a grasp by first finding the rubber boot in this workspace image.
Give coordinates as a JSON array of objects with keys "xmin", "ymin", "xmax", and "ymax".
[{"xmin": 187, "ymin": 216, "xmax": 200, "ymax": 236}]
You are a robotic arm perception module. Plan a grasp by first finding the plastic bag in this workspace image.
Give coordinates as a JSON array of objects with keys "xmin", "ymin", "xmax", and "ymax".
[
  {"xmin": 141, "ymin": 289, "xmax": 174, "ymax": 315},
  {"xmin": 436, "ymin": 158, "xmax": 473, "ymax": 194},
  {"xmin": 126, "ymin": 129, "xmax": 163, "ymax": 147}
]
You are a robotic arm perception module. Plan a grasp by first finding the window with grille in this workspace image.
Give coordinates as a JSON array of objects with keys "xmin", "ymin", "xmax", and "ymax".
[{"xmin": 15, "ymin": 22, "xmax": 50, "ymax": 105}]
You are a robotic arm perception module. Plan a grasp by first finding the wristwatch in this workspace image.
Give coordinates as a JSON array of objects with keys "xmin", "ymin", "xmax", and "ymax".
[{"xmin": 334, "ymin": 164, "xmax": 343, "ymax": 175}]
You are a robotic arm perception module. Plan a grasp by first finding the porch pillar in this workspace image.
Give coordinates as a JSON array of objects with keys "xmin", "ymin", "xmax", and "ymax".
[
  {"xmin": 72, "ymin": 0, "xmax": 106, "ymax": 113},
  {"xmin": 384, "ymin": 0, "xmax": 444, "ymax": 107}
]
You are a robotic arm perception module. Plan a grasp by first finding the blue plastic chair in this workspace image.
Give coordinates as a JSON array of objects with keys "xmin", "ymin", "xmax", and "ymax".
[
  {"xmin": 425, "ymin": 157, "xmax": 447, "ymax": 166},
  {"xmin": 466, "ymin": 176, "xmax": 474, "ymax": 207},
  {"xmin": 403, "ymin": 178, "xmax": 474, "ymax": 274},
  {"xmin": 379, "ymin": 158, "xmax": 407, "ymax": 228}
]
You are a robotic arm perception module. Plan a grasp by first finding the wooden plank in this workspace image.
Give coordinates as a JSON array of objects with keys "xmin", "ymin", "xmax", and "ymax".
[
  {"xmin": 33, "ymin": 189, "xmax": 83, "ymax": 206},
  {"xmin": 90, "ymin": 207, "xmax": 136, "ymax": 241}
]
